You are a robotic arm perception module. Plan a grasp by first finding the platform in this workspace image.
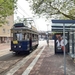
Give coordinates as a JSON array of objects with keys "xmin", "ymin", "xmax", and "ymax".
[
  {"xmin": 11, "ymin": 40, "xmax": 75, "ymax": 75},
  {"xmin": 28, "ymin": 41, "xmax": 75, "ymax": 75}
]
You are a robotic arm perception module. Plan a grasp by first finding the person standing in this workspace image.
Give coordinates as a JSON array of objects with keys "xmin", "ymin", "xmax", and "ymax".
[
  {"xmin": 61, "ymin": 36, "xmax": 68, "ymax": 52},
  {"xmin": 47, "ymin": 36, "xmax": 49, "ymax": 46}
]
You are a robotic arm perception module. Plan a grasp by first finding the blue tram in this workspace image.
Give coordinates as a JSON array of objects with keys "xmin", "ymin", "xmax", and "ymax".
[{"xmin": 10, "ymin": 23, "xmax": 39, "ymax": 53}]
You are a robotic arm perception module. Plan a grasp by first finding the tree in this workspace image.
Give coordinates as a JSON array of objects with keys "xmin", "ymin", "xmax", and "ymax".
[
  {"xmin": 0, "ymin": 0, "xmax": 17, "ymax": 25},
  {"xmin": 27, "ymin": 0, "xmax": 75, "ymax": 20}
]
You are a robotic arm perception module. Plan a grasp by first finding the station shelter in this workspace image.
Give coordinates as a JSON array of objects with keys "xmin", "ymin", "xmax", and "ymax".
[{"xmin": 51, "ymin": 20, "xmax": 75, "ymax": 57}]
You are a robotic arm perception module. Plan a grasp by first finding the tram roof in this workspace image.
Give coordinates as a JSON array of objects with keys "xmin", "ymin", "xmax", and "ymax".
[
  {"xmin": 11, "ymin": 23, "xmax": 38, "ymax": 34},
  {"xmin": 51, "ymin": 20, "xmax": 75, "ymax": 32}
]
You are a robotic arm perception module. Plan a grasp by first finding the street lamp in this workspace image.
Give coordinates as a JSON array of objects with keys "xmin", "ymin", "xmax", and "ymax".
[
  {"xmin": 47, "ymin": 24, "xmax": 49, "ymax": 32},
  {"xmin": 46, "ymin": 24, "xmax": 49, "ymax": 46}
]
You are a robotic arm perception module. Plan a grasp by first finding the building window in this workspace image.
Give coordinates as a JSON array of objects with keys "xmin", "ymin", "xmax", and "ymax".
[
  {"xmin": 3, "ymin": 29, "xmax": 5, "ymax": 33},
  {"xmin": 8, "ymin": 30, "xmax": 10, "ymax": 33},
  {"xmin": 7, "ymin": 22, "xmax": 10, "ymax": 25}
]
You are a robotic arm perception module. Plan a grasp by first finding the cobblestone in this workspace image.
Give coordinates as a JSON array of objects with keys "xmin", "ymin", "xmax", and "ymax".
[
  {"xmin": 1, "ymin": 41, "xmax": 75, "ymax": 75},
  {"xmin": 29, "ymin": 41, "xmax": 75, "ymax": 75},
  {"xmin": 0, "ymin": 43, "xmax": 10, "ymax": 50}
]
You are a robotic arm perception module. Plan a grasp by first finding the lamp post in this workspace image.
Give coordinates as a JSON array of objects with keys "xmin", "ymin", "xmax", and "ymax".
[
  {"xmin": 47, "ymin": 24, "xmax": 49, "ymax": 31},
  {"xmin": 47, "ymin": 24, "xmax": 49, "ymax": 38},
  {"xmin": 46, "ymin": 24, "xmax": 49, "ymax": 45}
]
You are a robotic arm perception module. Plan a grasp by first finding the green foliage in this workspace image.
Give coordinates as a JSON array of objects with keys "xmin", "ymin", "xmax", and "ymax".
[
  {"xmin": 27, "ymin": 0, "xmax": 75, "ymax": 20},
  {"xmin": 69, "ymin": 8, "xmax": 75, "ymax": 15},
  {"xmin": 0, "ymin": 0, "xmax": 17, "ymax": 25}
]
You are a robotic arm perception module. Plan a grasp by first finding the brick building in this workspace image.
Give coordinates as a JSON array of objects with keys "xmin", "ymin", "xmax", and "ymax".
[{"xmin": 0, "ymin": 15, "xmax": 14, "ymax": 43}]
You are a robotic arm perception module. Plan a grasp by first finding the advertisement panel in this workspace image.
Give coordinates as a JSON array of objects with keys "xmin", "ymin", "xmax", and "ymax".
[{"xmin": 53, "ymin": 33, "xmax": 69, "ymax": 54}]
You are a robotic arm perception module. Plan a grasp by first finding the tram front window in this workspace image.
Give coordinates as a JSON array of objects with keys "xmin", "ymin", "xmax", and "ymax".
[{"xmin": 13, "ymin": 33, "xmax": 23, "ymax": 41}]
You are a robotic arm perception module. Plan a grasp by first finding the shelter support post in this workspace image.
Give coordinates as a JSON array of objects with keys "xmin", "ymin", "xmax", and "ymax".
[
  {"xmin": 72, "ymin": 31, "xmax": 74, "ymax": 55},
  {"xmin": 63, "ymin": 23, "xmax": 66, "ymax": 75}
]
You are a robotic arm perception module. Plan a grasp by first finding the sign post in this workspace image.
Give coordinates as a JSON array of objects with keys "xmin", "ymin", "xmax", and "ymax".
[{"xmin": 63, "ymin": 23, "xmax": 66, "ymax": 75}]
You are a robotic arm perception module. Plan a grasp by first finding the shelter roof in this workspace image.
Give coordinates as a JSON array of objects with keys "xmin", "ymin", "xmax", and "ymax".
[{"xmin": 51, "ymin": 20, "xmax": 75, "ymax": 32}]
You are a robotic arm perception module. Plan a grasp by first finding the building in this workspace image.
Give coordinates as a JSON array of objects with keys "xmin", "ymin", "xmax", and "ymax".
[
  {"xmin": 0, "ymin": 15, "xmax": 14, "ymax": 43},
  {"xmin": 39, "ymin": 31, "xmax": 52, "ymax": 40}
]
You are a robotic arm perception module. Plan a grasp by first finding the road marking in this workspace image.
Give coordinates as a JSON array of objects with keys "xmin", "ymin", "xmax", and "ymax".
[
  {"xmin": 5, "ymin": 46, "xmax": 43, "ymax": 75},
  {"xmin": 22, "ymin": 46, "xmax": 45, "ymax": 75}
]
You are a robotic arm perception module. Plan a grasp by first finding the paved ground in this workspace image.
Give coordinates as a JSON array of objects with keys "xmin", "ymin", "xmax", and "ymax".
[
  {"xmin": 0, "ymin": 43, "xmax": 10, "ymax": 50},
  {"xmin": 29, "ymin": 41, "xmax": 65, "ymax": 75},
  {"xmin": 0, "ymin": 43, "xmax": 10, "ymax": 57},
  {"xmin": 27, "ymin": 40, "xmax": 75, "ymax": 75},
  {"xmin": 1, "ymin": 41, "xmax": 75, "ymax": 75}
]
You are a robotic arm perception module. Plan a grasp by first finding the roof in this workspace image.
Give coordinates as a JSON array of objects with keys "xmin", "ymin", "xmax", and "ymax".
[
  {"xmin": 51, "ymin": 20, "xmax": 75, "ymax": 32},
  {"xmin": 11, "ymin": 23, "xmax": 38, "ymax": 34},
  {"xmin": 13, "ymin": 23, "xmax": 28, "ymax": 28},
  {"xmin": 52, "ymin": 20, "xmax": 75, "ymax": 24}
]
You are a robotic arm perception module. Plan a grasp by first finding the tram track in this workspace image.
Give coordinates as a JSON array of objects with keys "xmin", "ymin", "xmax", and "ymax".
[
  {"xmin": 0, "ymin": 46, "xmax": 44, "ymax": 75},
  {"xmin": 5, "ymin": 46, "xmax": 44, "ymax": 75},
  {"xmin": 0, "ymin": 48, "xmax": 27, "ymax": 75},
  {"xmin": 0, "ymin": 41, "xmax": 46, "ymax": 75}
]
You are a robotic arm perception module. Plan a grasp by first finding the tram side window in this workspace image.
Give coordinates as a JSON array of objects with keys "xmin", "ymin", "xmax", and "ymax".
[
  {"xmin": 35, "ymin": 35, "xmax": 36, "ymax": 40},
  {"xmin": 32, "ymin": 34, "xmax": 34, "ymax": 41},
  {"xmin": 34, "ymin": 35, "xmax": 37, "ymax": 40},
  {"xmin": 29, "ymin": 34, "xmax": 32, "ymax": 40},
  {"xmin": 37, "ymin": 35, "xmax": 38, "ymax": 40},
  {"xmin": 27, "ymin": 33, "xmax": 29, "ymax": 41},
  {"xmin": 24, "ymin": 33, "xmax": 29, "ymax": 41},
  {"xmin": 34, "ymin": 35, "xmax": 36, "ymax": 40}
]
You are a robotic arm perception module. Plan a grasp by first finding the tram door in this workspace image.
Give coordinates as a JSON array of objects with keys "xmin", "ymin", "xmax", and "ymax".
[{"xmin": 54, "ymin": 33, "xmax": 69, "ymax": 54}]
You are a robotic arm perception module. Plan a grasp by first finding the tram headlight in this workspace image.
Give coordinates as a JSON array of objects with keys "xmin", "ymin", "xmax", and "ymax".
[
  {"xmin": 19, "ymin": 45, "xmax": 21, "ymax": 48},
  {"xmin": 14, "ymin": 46, "xmax": 16, "ymax": 48}
]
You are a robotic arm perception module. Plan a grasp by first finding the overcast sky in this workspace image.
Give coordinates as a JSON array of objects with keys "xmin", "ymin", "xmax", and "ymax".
[{"xmin": 14, "ymin": 0, "xmax": 51, "ymax": 31}]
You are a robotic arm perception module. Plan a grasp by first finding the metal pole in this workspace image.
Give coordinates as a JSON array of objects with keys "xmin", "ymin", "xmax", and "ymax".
[
  {"xmin": 47, "ymin": 24, "xmax": 49, "ymax": 45},
  {"xmin": 63, "ymin": 23, "xmax": 66, "ymax": 75},
  {"xmin": 47, "ymin": 25, "xmax": 48, "ymax": 39},
  {"xmin": 72, "ymin": 31, "xmax": 74, "ymax": 55}
]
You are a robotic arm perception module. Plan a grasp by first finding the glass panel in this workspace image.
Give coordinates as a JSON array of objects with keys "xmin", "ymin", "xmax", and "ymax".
[
  {"xmin": 69, "ymin": 32, "xmax": 72, "ymax": 53},
  {"xmin": 13, "ymin": 33, "xmax": 23, "ymax": 41},
  {"xmin": 74, "ymin": 32, "xmax": 75, "ymax": 53}
]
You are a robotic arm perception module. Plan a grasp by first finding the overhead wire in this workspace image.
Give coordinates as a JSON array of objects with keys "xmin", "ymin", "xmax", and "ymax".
[
  {"xmin": 17, "ymin": 3, "xmax": 30, "ymax": 17},
  {"xmin": 15, "ymin": 9, "xmax": 25, "ymax": 17},
  {"xmin": 16, "ymin": 2, "xmax": 37, "ymax": 28}
]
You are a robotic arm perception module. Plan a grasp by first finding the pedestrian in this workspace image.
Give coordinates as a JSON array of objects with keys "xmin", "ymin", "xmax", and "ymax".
[
  {"xmin": 47, "ymin": 37, "xmax": 49, "ymax": 46},
  {"xmin": 61, "ymin": 36, "xmax": 68, "ymax": 52}
]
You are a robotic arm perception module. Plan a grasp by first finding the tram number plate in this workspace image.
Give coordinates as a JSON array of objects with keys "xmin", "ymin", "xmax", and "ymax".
[{"xmin": 13, "ymin": 41, "xmax": 18, "ymax": 44}]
